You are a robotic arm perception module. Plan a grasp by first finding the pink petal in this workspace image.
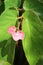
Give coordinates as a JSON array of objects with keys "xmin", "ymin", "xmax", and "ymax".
[
  {"xmin": 12, "ymin": 30, "xmax": 24, "ymax": 41},
  {"xmin": 8, "ymin": 26, "xmax": 16, "ymax": 34},
  {"xmin": 12, "ymin": 32, "xmax": 20, "ymax": 41},
  {"xmin": 17, "ymin": 31, "xmax": 24, "ymax": 40}
]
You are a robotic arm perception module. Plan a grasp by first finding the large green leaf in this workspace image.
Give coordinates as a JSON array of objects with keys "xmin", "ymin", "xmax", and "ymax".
[
  {"xmin": 23, "ymin": 0, "xmax": 43, "ymax": 13},
  {"xmin": 23, "ymin": 0, "xmax": 43, "ymax": 22},
  {"xmin": 22, "ymin": 10, "xmax": 43, "ymax": 65},
  {"xmin": 0, "ymin": 8, "xmax": 18, "ymax": 42},
  {"xmin": 4, "ymin": 0, "xmax": 21, "ymax": 9},
  {"xmin": 0, "ymin": 60, "xmax": 11, "ymax": 65},
  {"xmin": 0, "ymin": 38, "xmax": 16, "ymax": 64}
]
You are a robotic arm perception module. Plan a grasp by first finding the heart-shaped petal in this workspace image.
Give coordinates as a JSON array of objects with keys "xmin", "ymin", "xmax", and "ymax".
[
  {"xmin": 17, "ymin": 31, "xmax": 24, "ymax": 40},
  {"xmin": 8, "ymin": 26, "xmax": 16, "ymax": 34},
  {"xmin": 12, "ymin": 30, "xmax": 24, "ymax": 41}
]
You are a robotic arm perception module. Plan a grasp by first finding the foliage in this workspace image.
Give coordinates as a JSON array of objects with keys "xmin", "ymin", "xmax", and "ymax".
[{"xmin": 0, "ymin": 0, "xmax": 43, "ymax": 65}]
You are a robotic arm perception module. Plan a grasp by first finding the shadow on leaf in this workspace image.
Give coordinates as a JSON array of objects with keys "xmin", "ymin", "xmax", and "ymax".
[
  {"xmin": 0, "ymin": 38, "xmax": 16, "ymax": 64},
  {"xmin": 36, "ymin": 59, "xmax": 43, "ymax": 65}
]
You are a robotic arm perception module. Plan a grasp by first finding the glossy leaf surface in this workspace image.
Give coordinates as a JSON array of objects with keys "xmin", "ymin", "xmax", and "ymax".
[
  {"xmin": 23, "ymin": 0, "xmax": 43, "ymax": 22},
  {"xmin": 4, "ymin": 0, "xmax": 21, "ymax": 9},
  {"xmin": 22, "ymin": 10, "xmax": 43, "ymax": 65},
  {"xmin": 0, "ymin": 9, "xmax": 18, "ymax": 42}
]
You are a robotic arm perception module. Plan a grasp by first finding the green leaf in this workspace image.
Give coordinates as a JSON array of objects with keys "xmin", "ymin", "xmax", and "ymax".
[
  {"xmin": 7, "ymin": 38, "xmax": 16, "ymax": 64},
  {"xmin": 0, "ymin": 60, "xmax": 11, "ymax": 65},
  {"xmin": 0, "ymin": 38, "xmax": 16, "ymax": 64},
  {"xmin": 4, "ymin": 0, "xmax": 21, "ymax": 9},
  {"xmin": 0, "ymin": 8, "xmax": 18, "ymax": 42},
  {"xmin": 23, "ymin": 0, "xmax": 43, "ymax": 13},
  {"xmin": 22, "ymin": 10, "xmax": 43, "ymax": 65},
  {"xmin": 23, "ymin": 0, "xmax": 43, "ymax": 21}
]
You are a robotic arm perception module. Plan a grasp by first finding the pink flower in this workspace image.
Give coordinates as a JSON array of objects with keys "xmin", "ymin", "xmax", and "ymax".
[
  {"xmin": 8, "ymin": 26, "xmax": 16, "ymax": 34},
  {"xmin": 8, "ymin": 26, "xmax": 24, "ymax": 41},
  {"xmin": 12, "ymin": 30, "xmax": 24, "ymax": 41}
]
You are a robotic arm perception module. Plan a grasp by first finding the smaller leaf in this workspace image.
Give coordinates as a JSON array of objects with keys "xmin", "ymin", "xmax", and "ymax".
[
  {"xmin": 4, "ymin": 0, "xmax": 21, "ymax": 9},
  {"xmin": 0, "ymin": 38, "xmax": 16, "ymax": 64},
  {"xmin": 0, "ymin": 60, "xmax": 11, "ymax": 65}
]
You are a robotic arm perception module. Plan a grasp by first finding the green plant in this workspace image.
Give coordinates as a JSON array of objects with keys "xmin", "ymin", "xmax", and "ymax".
[{"xmin": 0, "ymin": 0, "xmax": 43, "ymax": 65}]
